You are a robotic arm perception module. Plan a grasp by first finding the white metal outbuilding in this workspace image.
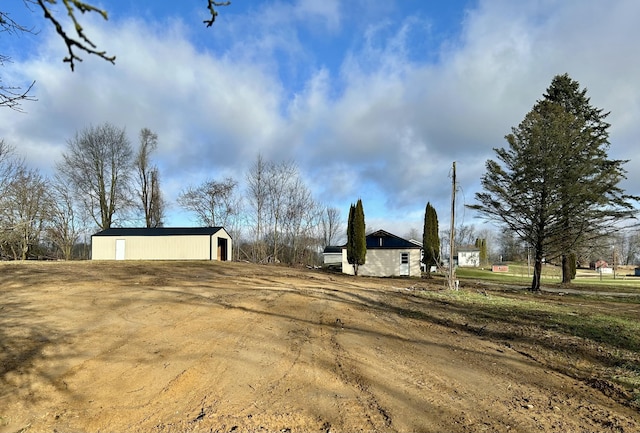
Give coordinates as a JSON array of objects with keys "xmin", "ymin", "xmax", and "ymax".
[{"xmin": 91, "ymin": 227, "xmax": 232, "ymax": 261}]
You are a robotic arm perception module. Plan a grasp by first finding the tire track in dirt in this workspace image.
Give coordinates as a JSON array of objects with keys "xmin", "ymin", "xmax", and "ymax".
[
  {"xmin": 329, "ymin": 330, "xmax": 393, "ymax": 432},
  {"xmin": 289, "ymin": 286, "xmax": 396, "ymax": 432}
]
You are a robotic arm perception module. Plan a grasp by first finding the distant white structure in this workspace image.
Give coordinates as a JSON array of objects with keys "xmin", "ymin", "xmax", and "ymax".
[
  {"xmin": 457, "ymin": 248, "xmax": 480, "ymax": 267},
  {"xmin": 322, "ymin": 246, "xmax": 343, "ymax": 267}
]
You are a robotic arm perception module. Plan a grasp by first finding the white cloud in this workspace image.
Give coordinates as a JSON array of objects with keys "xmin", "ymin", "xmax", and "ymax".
[
  {"xmin": 2, "ymin": 0, "xmax": 640, "ymax": 231},
  {"xmin": 294, "ymin": 0, "xmax": 342, "ymax": 32}
]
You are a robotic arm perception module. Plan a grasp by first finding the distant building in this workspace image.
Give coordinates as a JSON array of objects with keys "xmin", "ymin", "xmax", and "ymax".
[
  {"xmin": 457, "ymin": 248, "xmax": 480, "ymax": 267},
  {"xmin": 591, "ymin": 260, "xmax": 608, "ymax": 270},
  {"xmin": 492, "ymin": 263, "xmax": 509, "ymax": 272},
  {"xmin": 322, "ymin": 246, "xmax": 343, "ymax": 268}
]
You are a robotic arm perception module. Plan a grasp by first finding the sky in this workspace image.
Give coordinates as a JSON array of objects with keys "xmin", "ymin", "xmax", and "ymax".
[{"xmin": 2, "ymin": 0, "xmax": 640, "ymax": 238}]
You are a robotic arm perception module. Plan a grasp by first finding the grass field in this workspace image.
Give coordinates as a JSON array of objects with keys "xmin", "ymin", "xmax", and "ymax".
[
  {"xmin": 454, "ymin": 262, "xmax": 640, "ymax": 293},
  {"xmin": 422, "ymin": 262, "xmax": 640, "ymax": 405}
]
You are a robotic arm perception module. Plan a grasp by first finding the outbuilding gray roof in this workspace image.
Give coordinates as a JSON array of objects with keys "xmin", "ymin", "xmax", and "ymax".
[
  {"xmin": 93, "ymin": 227, "xmax": 226, "ymax": 237},
  {"xmin": 323, "ymin": 246, "xmax": 343, "ymax": 254}
]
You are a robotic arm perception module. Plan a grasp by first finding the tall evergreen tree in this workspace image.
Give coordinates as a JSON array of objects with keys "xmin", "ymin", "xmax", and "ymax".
[
  {"xmin": 347, "ymin": 203, "xmax": 355, "ymax": 265},
  {"xmin": 475, "ymin": 238, "xmax": 488, "ymax": 266},
  {"xmin": 422, "ymin": 202, "xmax": 440, "ymax": 277},
  {"xmin": 542, "ymin": 73, "xmax": 632, "ymax": 283},
  {"xmin": 470, "ymin": 74, "xmax": 637, "ymax": 291},
  {"xmin": 347, "ymin": 199, "xmax": 366, "ymax": 275}
]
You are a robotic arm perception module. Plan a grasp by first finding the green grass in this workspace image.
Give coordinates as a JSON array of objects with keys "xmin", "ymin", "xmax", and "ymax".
[
  {"xmin": 452, "ymin": 263, "xmax": 640, "ymax": 293},
  {"xmin": 421, "ymin": 289, "xmax": 640, "ymax": 351}
]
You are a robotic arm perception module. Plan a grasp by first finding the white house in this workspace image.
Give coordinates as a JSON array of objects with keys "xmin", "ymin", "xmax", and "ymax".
[
  {"xmin": 342, "ymin": 230, "xmax": 422, "ymax": 277},
  {"xmin": 457, "ymin": 248, "xmax": 480, "ymax": 267},
  {"xmin": 91, "ymin": 227, "xmax": 232, "ymax": 261}
]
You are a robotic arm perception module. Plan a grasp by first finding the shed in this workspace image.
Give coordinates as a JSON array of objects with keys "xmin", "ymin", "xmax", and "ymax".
[
  {"xmin": 492, "ymin": 263, "xmax": 509, "ymax": 273},
  {"xmin": 341, "ymin": 229, "xmax": 422, "ymax": 277},
  {"xmin": 323, "ymin": 246, "xmax": 343, "ymax": 268},
  {"xmin": 91, "ymin": 227, "xmax": 232, "ymax": 261}
]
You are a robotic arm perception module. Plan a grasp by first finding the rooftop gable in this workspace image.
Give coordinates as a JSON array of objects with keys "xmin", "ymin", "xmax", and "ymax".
[{"xmin": 366, "ymin": 229, "xmax": 421, "ymax": 249}]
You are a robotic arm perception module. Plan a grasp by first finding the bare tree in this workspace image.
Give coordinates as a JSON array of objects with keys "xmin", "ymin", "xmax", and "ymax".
[
  {"xmin": 456, "ymin": 224, "xmax": 477, "ymax": 247},
  {"xmin": 246, "ymin": 154, "xmax": 269, "ymax": 262},
  {"xmin": 58, "ymin": 123, "xmax": 133, "ymax": 230},
  {"xmin": 612, "ymin": 230, "xmax": 640, "ymax": 266},
  {"xmin": 1, "ymin": 167, "xmax": 50, "ymax": 260},
  {"xmin": 47, "ymin": 173, "xmax": 88, "ymax": 260},
  {"xmin": 134, "ymin": 128, "xmax": 164, "ymax": 227},
  {"xmin": 0, "ymin": 140, "xmax": 21, "ymax": 197},
  {"xmin": 245, "ymin": 154, "xmax": 321, "ymax": 265},
  {"xmin": 321, "ymin": 207, "xmax": 343, "ymax": 247},
  {"xmin": 405, "ymin": 227, "xmax": 420, "ymax": 242},
  {"xmin": 265, "ymin": 159, "xmax": 298, "ymax": 262},
  {"xmin": 178, "ymin": 177, "xmax": 240, "ymax": 227},
  {"xmin": 0, "ymin": 141, "xmax": 25, "ymax": 257},
  {"xmin": 281, "ymin": 175, "xmax": 322, "ymax": 264},
  {"xmin": 440, "ymin": 224, "xmax": 477, "ymax": 261}
]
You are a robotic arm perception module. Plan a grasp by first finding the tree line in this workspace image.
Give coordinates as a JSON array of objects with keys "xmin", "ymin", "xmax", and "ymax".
[
  {"xmin": 0, "ymin": 124, "xmax": 342, "ymax": 263},
  {"xmin": 3, "ymin": 74, "xmax": 637, "ymax": 279}
]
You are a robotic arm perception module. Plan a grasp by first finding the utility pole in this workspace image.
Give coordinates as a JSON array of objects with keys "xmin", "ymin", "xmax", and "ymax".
[{"xmin": 449, "ymin": 161, "xmax": 457, "ymax": 290}]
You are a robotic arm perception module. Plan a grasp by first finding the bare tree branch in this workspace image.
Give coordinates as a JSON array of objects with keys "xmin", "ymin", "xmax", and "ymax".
[
  {"xmin": 0, "ymin": 79, "xmax": 37, "ymax": 111},
  {"xmin": 36, "ymin": 0, "xmax": 115, "ymax": 71},
  {"xmin": 1, "ymin": 6, "xmax": 38, "ymax": 110},
  {"xmin": 2, "ymin": 1, "xmax": 230, "ymax": 109},
  {"xmin": 204, "ymin": 0, "xmax": 231, "ymax": 27}
]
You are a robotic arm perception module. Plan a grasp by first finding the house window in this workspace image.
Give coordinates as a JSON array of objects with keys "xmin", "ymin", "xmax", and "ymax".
[{"xmin": 401, "ymin": 252, "xmax": 409, "ymax": 264}]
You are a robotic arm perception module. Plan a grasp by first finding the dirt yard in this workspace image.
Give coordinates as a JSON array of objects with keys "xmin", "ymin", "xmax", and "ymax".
[{"xmin": 1, "ymin": 261, "xmax": 638, "ymax": 433}]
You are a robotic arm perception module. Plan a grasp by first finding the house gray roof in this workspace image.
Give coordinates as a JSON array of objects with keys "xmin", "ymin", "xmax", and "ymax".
[
  {"xmin": 366, "ymin": 230, "xmax": 421, "ymax": 249},
  {"xmin": 93, "ymin": 227, "xmax": 226, "ymax": 237},
  {"xmin": 335, "ymin": 230, "xmax": 421, "ymax": 249}
]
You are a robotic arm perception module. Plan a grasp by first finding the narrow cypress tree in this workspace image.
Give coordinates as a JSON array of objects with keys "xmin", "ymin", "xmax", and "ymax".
[
  {"xmin": 422, "ymin": 202, "xmax": 440, "ymax": 278},
  {"xmin": 347, "ymin": 199, "xmax": 366, "ymax": 275},
  {"xmin": 346, "ymin": 203, "xmax": 356, "ymax": 268},
  {"xmin": 475, "ymin": 238, "xmax": 488, "ymax": 266}
]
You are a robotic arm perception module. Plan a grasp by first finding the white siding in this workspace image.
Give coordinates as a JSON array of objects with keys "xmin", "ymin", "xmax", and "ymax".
[
  {"xmin": 323, "ymin": 253, "xmax": 342, "ymax": 265},
  {"xmin": 91, "ymin": 229, "xmax": 233, "ymax": 261},
  {"xmin": 211, "ymin": 230, "xmax": 233, "ymax": 261},
  {"xmin": 342, "ymin": 249, "xmax": 421, "ymax": 277},
  {"xmin": 458, "ymin": 251, "xmax": 480, "ymax": 267}
]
